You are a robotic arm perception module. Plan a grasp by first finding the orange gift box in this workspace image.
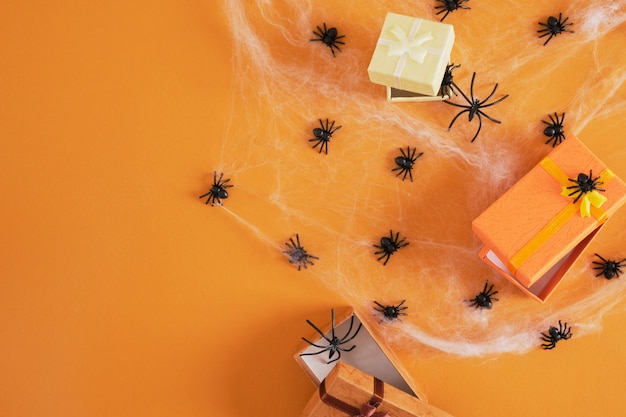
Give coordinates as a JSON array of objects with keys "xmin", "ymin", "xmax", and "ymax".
[
  {"xmin": 472, "ymin": 136, "xmax": 626, "ymax": 302},
  {"xmin": 300, "ymin": 361, "xmax": 454, "ymax": 417},
  {"xmin": 295, "ymin": 307, "xmax": 425, "ymax": 400}
]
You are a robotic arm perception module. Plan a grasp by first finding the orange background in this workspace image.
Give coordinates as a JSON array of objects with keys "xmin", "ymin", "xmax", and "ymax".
[{"xmin": 1, "ymin": 1, "xmax": 626, "ymax": 417}]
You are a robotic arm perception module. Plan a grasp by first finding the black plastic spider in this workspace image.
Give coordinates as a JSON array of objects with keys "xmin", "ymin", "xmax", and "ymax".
[
  {"xmin": 465, "ymin": 281, "xmax": 499, "ymax": 309},
  {"xmin": 283, "ymin": 234, "xmax": 319, "ymax": 271},
  {"xmin": 309, "ymin": 118, "xmax": 341, "ymax": 154},
  {"xmin": 374, "ymin": 300, "xmax": 408, "ymax": 321},
  {"xmin": 310, "ymin": 23, "xmax": 345, "ymax": 57},
  {"xmin": 373, "ymin": 230, "xmax": 409, "ymax": 266},
  {"xmin": 440, "ymin": 63, "xmax": 461, "ymax": 97},
  {"xmin": 540, "ymin": 320, "xmax": 572, "ymax": 350},
  {"xmin": 538, "ymin": 13, "xmax": 574, "ymax": 46},
  {"xmin": 391, "ymin": 146, "xmax": 423, "ymax": 182},
  {"xmin": 565, "ymin": 170, "xmax": 605, "ymax": 204},
  {"xmin": 444, "ymin": 72, "xmax": 509, "ymax": 142},
  {"xmin": 434, "ymin": 0, "xmax": 470, "ymax": 22},
  {"xmin": 300, "ymin": 309, "xmax": 362, "ymax": 364},
  {"xmin": 199, "ymin": 171, "xmax": 233, "ymax": 206},
  {"xmin": 542, "ymin": 112, "xmax": 566, "ymax": 147},
  {"xmin": 592, "ymin": 253, "xmax": 625, "ymax": 280}
]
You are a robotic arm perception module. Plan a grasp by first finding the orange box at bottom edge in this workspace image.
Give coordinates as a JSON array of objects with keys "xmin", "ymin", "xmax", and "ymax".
[{"xmin": 301, "ymin": 361, "xmax": 454, "ymax": 417}]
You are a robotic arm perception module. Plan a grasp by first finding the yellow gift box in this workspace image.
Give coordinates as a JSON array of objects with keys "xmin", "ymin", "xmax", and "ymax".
[{"xmin": 367, "ymin": 13, "xmax": 454, "ymax": 97}]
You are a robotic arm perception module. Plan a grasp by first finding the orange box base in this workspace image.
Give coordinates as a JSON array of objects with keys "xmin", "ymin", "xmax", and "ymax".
[{"xmin": 294, "ymin": 307, "xmax": 424, "ymax": 399}]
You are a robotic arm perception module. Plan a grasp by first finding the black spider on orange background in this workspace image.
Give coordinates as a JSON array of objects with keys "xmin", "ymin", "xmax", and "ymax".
[
  {"xmin": 309, "ymin": 118, "xmax": 341, "ymax": 154},
  {"xmin": 374, "ymin": 300, "xmax": 408, "ymax": 321},
  {"xmin": 466, "ymin": 281, "xmax": 499, "ymax": 309},
  {"xmin": 434, "ymin": 0, "xmax": 470, "ymax": 21},
  {"xmin": 540, "ymin": 320, "xmax": 572, "ymax": 350},
  {"xmin": 310, "ymin": 23, "xmax": 345, "ymax": 57},
  {"xmin": 300, "ymin": 309, "xmax": 362, "ymax": 364},
  {"xmin": 199, "ymin": 171, "xmax": 233, "ymax": 206},
  {"xmin": 283, "ymin": 234, "xmax": 319, "ymax": 271},
  {"xmin": 593, "ymin": 253, "xmax": 625, "ymax": 280},
  {"xmin": 373, "ymin": 230, "xmax": 409, "ymax": 266},
  {"xmin": 538, "ymin": 13, "xmax": 574, "ymax": 46},
  {"xmin": 542, "ymin": 112, "xmax": 566, "ymax": 147},
  {"xmin": 565, "ymin": 170, "xmax": 605, "ymax": 204},
  {"xmin": 444, "ymin": 72, "xmax": 509, "ymax": 142},
  {"xmin": 391, "ymin": 146, "xmax": 423, "ymax": 182}
]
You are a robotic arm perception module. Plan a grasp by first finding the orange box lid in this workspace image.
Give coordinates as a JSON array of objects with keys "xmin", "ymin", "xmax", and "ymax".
[{"xmin": 472, "ymin": 136, "xmax": 626, "ymax": 287}]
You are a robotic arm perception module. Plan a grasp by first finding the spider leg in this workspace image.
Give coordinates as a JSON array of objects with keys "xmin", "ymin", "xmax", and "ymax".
[
  {"xmin": 446, "ymin": 108, "xmax": 471, "ymax": 130},
  {"xmin": 542, "ymin": 33, "xmax": 555, "ymax": 46},
  {"xmin": 470, "ymin": 114, "xmax": 482, "ymax": 142},
  {"xmin": 301, "ymin": 338, "xmax": 333, "ymax": 350},
  {"xmin": 480, "ymin": 93, "xmax": 509, "ymax": 108},
  {"xmin": 373, "ymin": 301, "xmax": 386, "ymax": 311},
  {"xmin": 477, "ymin": 109, "xmax": 502, "ymax": 124},
  {"xmin": 338, "ymin": 322, "xmax": 362, "ymax": 345},
  {"xmin": 436, "ymin": 10, "xmax": 451, "ymax": 22},
  {"xmin": 300, "ymin": 347, "xmax": 333, "ymax": 358},
  {"xmin": 468, "ymin": 72, "xmax": 477, "ymax": 102},
  {"xmin": 443, "ymin": 101, "xmax": 472, "ymax": 109},
  {"xmin": 376, "ymin": 252, "xmax": 391, "ymax": 265},
  {"xmin": 330, "ymin": 123, "xmax": 342, "ymax": 135},
  {"xmin": 305, "ymin": 319, "xmax": 333, "ymax": 343}
]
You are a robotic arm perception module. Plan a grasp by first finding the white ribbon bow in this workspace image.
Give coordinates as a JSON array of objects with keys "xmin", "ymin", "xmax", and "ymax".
[{"xmin": 386, "ymin": 25, "xmax": 433, "ymax": 63}]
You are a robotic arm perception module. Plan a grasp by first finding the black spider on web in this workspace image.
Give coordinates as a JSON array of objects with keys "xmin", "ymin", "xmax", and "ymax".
[
  {"xmin": 542, "ymin": 112, "xmax": 566, "ymax": 147},
  {"xmin": 310, "ymin": 23, "xmax": 345, "ymax": 57},
  {"xmin": 537, "ymin": 13, "xmax": 574, "ymax": 46},
  {"xmin": 283, "ymin": 234, "xmax": 319, "ymax": 271},
  {"xmin": 199, "ymin": 171, "xmax": 233, "ymax": 206},
  {"xmin": 540, "ymin": 320, "xmax": 572, "ymax": 350},
  {"xmin": 300, "ymin": 309, "xmax": 362, "ymax": 364},
  {"xmin": 434, "ymin": 0, "xmax": 470, "ymax": 22},
  {"xmin": 443, "ymin": 72, "xmax": 509, "ymax": 142},
  {"xmin": 391, "ymin": 146, "xmax": 423, "ymax": 182},
  {"xmin": 592, "ymin": 253, "xmax": 625, "ymax": 280},
  {"xmin": 309, "ymin": 118, "xmax": 341, "ymax": 154},
  {"xmin": 565, "ymin": 170, "xmax": 605, "ymax": 204},
  {"xmin": 374, "ymin": 300, "xmax": 408, "ymax": 321},
  {"xmin": 465, "ymin": 281, "xmax": 499, "ymax": 309},
  {"xmin": 373, "ymin": 230, "xmax": 409, "ymax": 266}
]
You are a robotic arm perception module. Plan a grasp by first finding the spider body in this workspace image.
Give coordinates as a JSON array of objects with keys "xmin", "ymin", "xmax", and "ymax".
[
  {"xmin": 542, "ymin": 112, "xmax": 566, "ymax": 147},
  {"xmin": 391, "ymin": 146, "xmax": 423, "ymax": 182},
  {"xmin": 444, "ymin": 72, "xmax": 509, "ymax": 142},
  {"xmin": 310, "ymin": 23, "xmax": 345, "ymax": 57},
  {"xmin": 538, "ymin": 13, "xmax": 574, "ymax": 46},
  {"xmin": 373, "ymin": 230, "xmax": 409, "ymax": 266},
  {"xmin": 440, "ymin": 63, "xmax": 460, "ymax": 97},
  {"xmin": 593, "ymin": 253, "xmax": 625, "ymax": 280},
  {"xmin": 300, "ymin": 309, "xmax": 362, "ymax": 364},
  {"xmin": 374, "ymin": 300, "xmax": 408, "ymax": 321},
  {"xmin": 309, "ymin": 118, "xmax": 341, "ymax": 154},
  {"xmin": 283, "ymin": 234, "xmax": 319, "ymax": 271},
  {"xmin": 199, "ymin": 171, "xmax": 233, "ymax": 206},
  {"xmin": 434, "ymin": 0, "xmax": 470, "ymax": 22},
  {"xmin": 565, "ymin": 170, "xmax": 605, "ymax": 204},
  {"xmin": 466, "ymin": 281, "xmax": 499, "ymax": 309},
  {"xmin": 540, "ymin": 320, "xmax": 572, "ymax": 350}
]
